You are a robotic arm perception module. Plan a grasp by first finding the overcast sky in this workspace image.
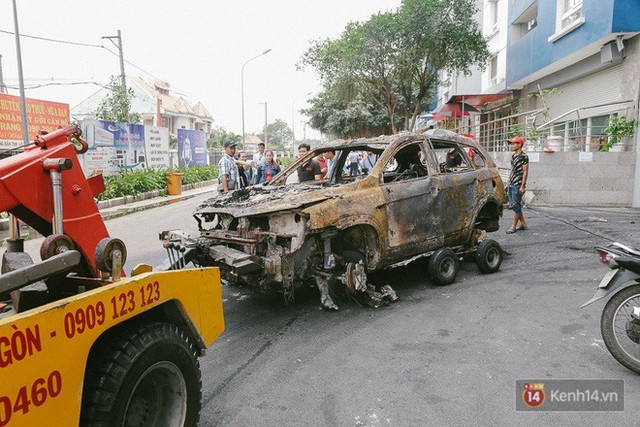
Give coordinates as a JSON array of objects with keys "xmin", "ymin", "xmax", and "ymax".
[{"xmin": 0, "ymin": 0, "xmax": 400, "ymax": 138}]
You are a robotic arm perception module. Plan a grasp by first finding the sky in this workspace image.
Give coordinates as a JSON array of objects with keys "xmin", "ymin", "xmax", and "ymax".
[{"xmin": 0, "ymin": 0, "xmax": 401, "ymax": 139}]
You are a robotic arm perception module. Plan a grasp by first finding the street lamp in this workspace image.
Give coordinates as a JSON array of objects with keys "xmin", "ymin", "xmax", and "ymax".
[
  {"xmin": 258, "ymin": 101, "xmax": 268, "ymax": 148},
  {"xmin": 291, "ymin": 92, "xmax": 312, "ymax": 153},
  {"xmin": 241, "ymin": 49, "xmax": 271, "ymax": 150}
]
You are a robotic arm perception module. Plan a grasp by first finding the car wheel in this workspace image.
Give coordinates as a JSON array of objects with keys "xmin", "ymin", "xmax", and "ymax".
[
  {"xmin": 81, "ymin": 322, "xmax": 202, "ymax": 426},
  {"xmin": 475, "ymin": 239, "xmax": 503, "ymax": 274},
  {"xmin": 428, "ymin": 248, "xmax": 459, "ymax": 286}
]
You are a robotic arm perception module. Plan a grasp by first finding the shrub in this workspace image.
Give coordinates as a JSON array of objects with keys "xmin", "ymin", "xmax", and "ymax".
[{"xmin": 97, "ymin": 166, "xmax": 218, "ymax": 201}]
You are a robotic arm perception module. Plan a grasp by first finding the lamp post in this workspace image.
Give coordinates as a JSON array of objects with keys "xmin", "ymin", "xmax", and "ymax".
[
  {"xmin": 258, "ymin": 101, "xmax": 268, "ymax": 148},
  {"xmin": 241, "ymin": 49, "xmax": 271, "ymax": 150},
  {"xmin": 291, "ymin": 92, "xmax": 312, "ymax": 154}
]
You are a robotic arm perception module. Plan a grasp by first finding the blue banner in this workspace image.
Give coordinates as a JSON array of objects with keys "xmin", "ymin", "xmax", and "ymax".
[{"xmin": 177, "ymin": 129, "xmax": 207, "ymax": 167}]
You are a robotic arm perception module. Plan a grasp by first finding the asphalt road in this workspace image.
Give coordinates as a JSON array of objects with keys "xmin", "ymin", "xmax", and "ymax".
[{"xmin": 20, "ymin": 198, "xmax": 640, "ymax": 425}]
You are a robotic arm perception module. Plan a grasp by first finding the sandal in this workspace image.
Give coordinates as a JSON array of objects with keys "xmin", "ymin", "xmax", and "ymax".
[
  {"xmin": 516, "ymin": 225, "xmax": 528, "ymax": 231},
  {"xmin": 506, "ymin": 227, "xmax": 517, "ymax": 234}
]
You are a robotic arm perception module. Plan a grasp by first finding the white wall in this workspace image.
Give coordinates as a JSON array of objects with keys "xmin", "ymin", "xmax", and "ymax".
[{"xmin": 493, "ymin": 151, "xmax": 635, "ymax": 207}]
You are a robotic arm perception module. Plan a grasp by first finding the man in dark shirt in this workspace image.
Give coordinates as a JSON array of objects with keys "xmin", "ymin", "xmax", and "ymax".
[
  {"xmin": 297, "ymin": 143, "xmax": 321, "ymax": 182},
  {"xmin": 445, "ymin": 147, "xmax": 463, "ymax": 168}
]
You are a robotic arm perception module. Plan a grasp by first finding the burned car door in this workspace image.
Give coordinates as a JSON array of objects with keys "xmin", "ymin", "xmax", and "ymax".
[
  {"xmin": 380, "ymin": 141, "xmax": 439, "ymax": 258},
  {"xmin": 426, "ymin": 138, "xmax": 479, "ymax": 245}
]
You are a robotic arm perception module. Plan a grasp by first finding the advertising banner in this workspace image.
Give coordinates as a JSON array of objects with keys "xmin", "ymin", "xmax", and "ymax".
[
  {"xmin": 108, "ymin": 120, "xmax": 146, "ymax": 170},
  {"xmin": 177, "ymin": 129, "xmax": 208, "ymax": 167},
  {"xmin": 80, "ymin": 119, "xmax": 146, "ymax": 176},
  {"xmin": 0, "ymin": 93, "xmax": 70, "ymax": 148},
  {"xmin": 80, "ymin": 119, "xmax": 117, "ymax": 176},
  {"xmin": 144, "ymin": 126, "xmax": 170, "ymax": 169}
]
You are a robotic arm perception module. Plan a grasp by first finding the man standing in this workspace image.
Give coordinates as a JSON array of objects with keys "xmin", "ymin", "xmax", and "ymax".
[
  {"xmin": 315, "ymin": 152, "xmax": 328, "ymax": 179},
  {"xmin": 362, "ymin": 151, "xmax": 377, "ymax": 175},
  {"xmin": 297, "ymin": 143, "xmax": 321, "ymax": 182},
  {"xmin": 218, "ymin": 140, "xmax": 240, "ymax": 193},
  {"xmin": 324, "ymin": 150, "xmax": 336, "ymax": 177},
  {"xmin": 347, "ymin": 150, "xmax": 360, "ymax": 176},
  {"xmin": 251, "ymin": 142, "xmax": 266, "ymax": 184},
  {"xmin": 239, "ymin": 151, "xmax": 253, "ymax": 187},
  {"xmin": 506, "ymin": 136, "xmax": 529, "ymax": 234}
]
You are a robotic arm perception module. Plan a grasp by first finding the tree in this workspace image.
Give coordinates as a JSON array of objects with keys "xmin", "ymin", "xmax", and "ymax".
[
  {"xmin": 257, "ymin": 119, "xmax": 293, "ymax": 150},
  {"xmin": 94, "ymin": 76, "xmax": 141, "ymax": 123},
  {"xmin": 299, "ymin": 0, "xmax": 490, "ymax": 135},
  {"xmin": 301, "ymin": 88, "xmax": 390, "ymax": 139},
  {"xmin": 208, "ymin": 126, "xmax": 240, "ymax": 149}
]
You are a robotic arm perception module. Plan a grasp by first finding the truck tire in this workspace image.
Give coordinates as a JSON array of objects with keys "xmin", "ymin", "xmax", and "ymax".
[{"xmin": 81, "ymin": 322, "xmax": 202, "ymax": 426}]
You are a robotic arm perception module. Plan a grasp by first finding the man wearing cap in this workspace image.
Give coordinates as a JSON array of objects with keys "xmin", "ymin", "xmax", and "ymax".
[
  {"xmin": 218, "ymin": 140, "xmax": 240, "ymax": 193},
  {"xmin": 506, "ymin": 136, "xmax": 529, "ymax": 234}
]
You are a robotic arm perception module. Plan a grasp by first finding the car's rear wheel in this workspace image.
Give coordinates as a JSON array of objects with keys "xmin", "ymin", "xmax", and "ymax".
[
  {"xmin": 428, "ymin": 248, "xmax": 459, "ymax": 286},
  {"xmin": 475, "ymin": 239, "xmax": 503, "ymax": 274}
]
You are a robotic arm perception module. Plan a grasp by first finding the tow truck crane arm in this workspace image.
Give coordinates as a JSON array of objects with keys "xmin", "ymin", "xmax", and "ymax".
[{"xmin": 0, "ymin": 124, "xmax": 108, "ymax": 277}]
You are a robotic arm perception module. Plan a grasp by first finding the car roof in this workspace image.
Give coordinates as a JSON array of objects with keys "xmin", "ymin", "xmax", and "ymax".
[{"xmin": 311, "ymin": 130, "xmax": 480, "ymax": 152}]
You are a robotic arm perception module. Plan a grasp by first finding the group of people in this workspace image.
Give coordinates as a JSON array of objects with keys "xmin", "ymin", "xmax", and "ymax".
[
  {"xmin": 295, "ymin": 144, "xmax": 380, "ymax": 183},
  {"xmin": 217, "ymin": 141, "xmax": 282, "ymax": 193}
]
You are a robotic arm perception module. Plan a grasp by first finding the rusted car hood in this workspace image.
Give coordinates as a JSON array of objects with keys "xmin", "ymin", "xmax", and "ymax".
[{"xmin": 195, "ymin": 184, "xmax": 346, "ymax": 217}]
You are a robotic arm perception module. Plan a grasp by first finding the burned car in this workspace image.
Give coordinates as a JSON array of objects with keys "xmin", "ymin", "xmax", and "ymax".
[{"xmin": 161, "ymin": 130, "xmax": 505, "ymax": 309}]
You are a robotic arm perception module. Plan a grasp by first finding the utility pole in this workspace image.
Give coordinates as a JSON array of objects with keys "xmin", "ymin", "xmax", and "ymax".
[
  {"xmin": 301, "ymin": 121, "xmax": 307, "ymax": 141},
  {"xmin": 102, "ymin": 30, "xmax": 126, "ymax": 93},
  {"xmin": 0, "ymin": 55, "xmax": 7, "ymax": 93},
  {"xmin": 11, "ymin": 0, "xmax": 28, "ymax": 145}
]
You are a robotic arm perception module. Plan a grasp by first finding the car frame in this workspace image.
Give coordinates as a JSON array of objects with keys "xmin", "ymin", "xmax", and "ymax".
[{"xmin": 162, "ymin": 130, "xmax": 505, "ymax": 309}]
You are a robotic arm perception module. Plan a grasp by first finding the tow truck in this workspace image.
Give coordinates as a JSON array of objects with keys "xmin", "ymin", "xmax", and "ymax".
[{"xmin": 0, "ymin": 125, "xmax": 224, "ymax": 426}]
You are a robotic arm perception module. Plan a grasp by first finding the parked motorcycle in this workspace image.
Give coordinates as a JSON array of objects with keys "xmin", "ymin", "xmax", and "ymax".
[{"xmin": 582, "ymin": 242, "xmax": 640, "ymax": 374}]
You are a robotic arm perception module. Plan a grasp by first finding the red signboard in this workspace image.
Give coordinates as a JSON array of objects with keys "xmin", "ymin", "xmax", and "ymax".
[{"xmin": 0, "ymin": 93, "xmax": 70, "ymax": 142}]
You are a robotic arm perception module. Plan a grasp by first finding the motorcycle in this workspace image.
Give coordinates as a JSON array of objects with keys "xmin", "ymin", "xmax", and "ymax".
[{"xmin": 582, "ymin": 242, "xmax": 640, "ymax": 374}]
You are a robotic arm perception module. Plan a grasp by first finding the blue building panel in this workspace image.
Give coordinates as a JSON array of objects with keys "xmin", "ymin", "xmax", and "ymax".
[
  {"xmin": 612, "ymin": 0, "xmax": 640, "ymax": 32},
  {"xmin": 507, "ymin": 0, "xmax": 640, "ymax": 86}
]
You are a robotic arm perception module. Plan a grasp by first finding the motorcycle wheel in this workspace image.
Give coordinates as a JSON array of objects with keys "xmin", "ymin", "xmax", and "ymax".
[{"xmin": 600, "ymin": 284, "xmax": 640, "ymax": 374}]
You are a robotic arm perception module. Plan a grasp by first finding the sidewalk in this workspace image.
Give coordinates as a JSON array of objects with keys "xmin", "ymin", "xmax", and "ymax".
[{"xmin": 0, "ymin": 180, "xmax": 217, "ymax": 244}]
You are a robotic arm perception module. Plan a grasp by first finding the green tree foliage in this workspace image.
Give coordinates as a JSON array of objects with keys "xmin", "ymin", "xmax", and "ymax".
[
  {"xmin": 299, "ymin": 0, "xmax": 489, "ymax": 136},
  {"xmin": 302, "ymin": 89, "xmax": 389, "ymax": 139},
  {"xmin": 208, "ymin": 126, "xmax": 240, "ymax": 149},
  {"xmin": 257, "ymin": 119, "xmax": 293, "ymax": 150},
  {"xmin": 94, "ymin": 76, "xmax": 141, "ymax": 123}
]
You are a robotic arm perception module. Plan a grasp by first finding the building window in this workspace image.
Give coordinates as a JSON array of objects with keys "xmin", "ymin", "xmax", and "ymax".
[
  {"xmin": 560, "ymin": 0, "xmax": 582, "ymax": 31},
  {"xmin": 489, "ymin": 55, "xmax": 498, "ymax": 86},
  {"xmin": 511, "ymin": 1, "xmax": 538, "ymax": 44},
  {"xmin": 487, "ymin": 0, "xmax": 498, "ymax": 32}
]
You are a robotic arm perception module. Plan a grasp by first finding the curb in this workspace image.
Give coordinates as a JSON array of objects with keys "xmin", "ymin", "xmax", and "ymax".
[
  {"xmin": 97, "ymin": 179, "xmax": 216, "ymax": 211},
  {"xmin": 0, "ymin": 179, "xmax": 217, "ymax": 233}
]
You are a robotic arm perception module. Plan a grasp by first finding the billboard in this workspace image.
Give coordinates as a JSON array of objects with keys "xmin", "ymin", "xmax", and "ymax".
[
  {"xmin": 80, "ymin": 120, "xmax": 147, "ymax": 176},
  {"xmin": 0, "ymin": 93, "xmax": 70, "ymax": 148},
  {"xmin": 144, "ymin": 126, "xmax": 170, "ymax": 169},
  {"xmin": 177, "ymin": 129, "xmax": 208, "ymax": 167}
]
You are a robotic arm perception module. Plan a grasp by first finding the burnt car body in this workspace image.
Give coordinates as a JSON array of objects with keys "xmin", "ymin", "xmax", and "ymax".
[{"xmin": 162, "ymin": 130, "xmax": 505, "ymax": 309}]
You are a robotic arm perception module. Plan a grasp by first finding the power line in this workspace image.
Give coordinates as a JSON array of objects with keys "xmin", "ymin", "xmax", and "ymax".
[
  {"xmin": 0, "ymin": 29, "xmax": 103, "ymax": 48},
  {"xmin": 5, "ymin": 81, "xmax": 109, "ymax": 90},
  {"xmin": 1, "ymin": 28, "xmax": 198, "ymax": 101}
]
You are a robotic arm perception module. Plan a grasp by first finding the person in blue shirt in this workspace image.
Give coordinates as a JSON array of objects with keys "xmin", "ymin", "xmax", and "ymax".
[{"xmin": 255, "ymin": 150, "xmax": 281, "ymax": 184}]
